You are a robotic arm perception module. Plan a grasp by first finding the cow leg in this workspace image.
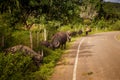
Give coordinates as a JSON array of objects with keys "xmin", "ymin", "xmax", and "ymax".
[
  {"xmin": 61, "ymin": 44, "xmax": 65, "ymax": 49},
  {"xmin": 86, "ymin": 31, "xmax": 88, "ymax": 36},
  {"xmin": 61, "ymin": 44, "xmax": 63, "ymax": 49},
  {"xmin": 63, "ymin": 43, "xmax": 66, "ymax": 49}
]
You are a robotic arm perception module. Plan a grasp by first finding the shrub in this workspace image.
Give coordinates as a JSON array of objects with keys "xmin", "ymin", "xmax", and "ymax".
[
  {"xmin": 33, "ymin": 62, "xmax": 55, "ymax": 80},
  {"xmin": 31, "ymin": 47, "xmax": 63, "ymax": 80},
  {"xmin": 0, "ymin": 52, "xmax": 38, "ymax": 80},
  {"xmin": 109, "ymin": 20, "xmax": 120, "ymax": 30},
  {"xmin": 11, "ymin": 31, "xmax": 30, "ymax": 46}
]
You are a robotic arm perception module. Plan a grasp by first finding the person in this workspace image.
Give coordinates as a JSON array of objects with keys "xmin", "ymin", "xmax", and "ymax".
[{"xmin": 85, "ymin": 26, "xmax": 90, "ymax": 36}]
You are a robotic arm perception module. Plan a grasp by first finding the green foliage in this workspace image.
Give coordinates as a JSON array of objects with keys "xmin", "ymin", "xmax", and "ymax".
[
  {"xmin": 103, "ymin": 2, "xmax": 120, "ymax": 15},
  {"xmin": 96, "ymin": 19, "xmax": 108, "ymax": 29},
  {"xmin": 0, "ymin": 0, "xmax": 81, "ymax": 28},
  {"xmin": 84, "ymin": 19, "xmax": 92, "ymax": 25},
  {"xmin": 80, "ymin": 0, "xmax": 101, "ymax": 20},
  {"xmin": 109, "ymin": 20, "xmax": 120, "ymax": 30},
  {"xmin": 0, "ymin": 14, "xmax": 12, "ymax": 35},
  {"xmin": 0, "ymin": 0, "xmax": 82, "ymax": 47},
  {"xmin": 59, "ymin": 24, "xmax": 72, "ymax": 31},
  {"xmin": 33, "ymin": 62, "xmax": 55, "ymax": 80},
  {"xmin": 1, "ymin": 0, "xmax": 120, "ymax": 79},
  {"xmin": 45, "ymin": 21, "xmax": 60, "ymax": 40},
  {"xmin": 32, "ymin": 49, "xmax": 62, "ymax": 80},
  {"xmin": 11, "ymin": 30, "xmax": 30, "ymax": 46},
  {"xmin": 43, "ymin": 49, "xmax": 62, "ymax": 64},
  {"xmin": 92, "ymin": 18, "xmax": 120, "ymax": 31},
  {"xmin": 102, "ymin": 2, "xmax": 120, "ymax": 19},
  {"xmin": 0, "ymin": 14, "xmax": 13, "ymax": 49},
  {"xmin": 0, "ymin": 52, "xmax": 38, "ymax": 80},
  {"xmin": 0, "ymin": 42, "xmax": 63, "ymax": 80},
  {"xmin": 59, "ymin": 23, "xmax": 84, "ymax": 33}
]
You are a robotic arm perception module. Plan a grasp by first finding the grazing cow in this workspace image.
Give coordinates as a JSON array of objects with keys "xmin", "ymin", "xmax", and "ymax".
[
  {"xmin": 85, "ymin": 27, "xmax": 92, "ymax": 36},
  {"xmin": 4, "ymin": 45, "xmax": 43, "ymax": 66},
  {"xmin": 66, "ymin": 31, "xmax": 71, "ymax": 42},
  {"xmin": 70, "ymin": 31, "xmax": 77, "ymax": 37},
  {"xmin": 40, "ymin": 41, "xmax": 51, "ymax": 48},
  {"xmin": 78, "ymin": 29, "xmax": 83, "ymax": 35},
  {"xmin": 50, "ymin": 32, "xmax": 70, "ymax": 49},
  {"xmin": 88, "ymin": 28, "xmax": 92, "ymax": 32}
]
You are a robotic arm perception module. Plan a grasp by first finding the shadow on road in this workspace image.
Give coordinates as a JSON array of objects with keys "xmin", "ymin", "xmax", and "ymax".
[
  {"xmin": 85, "ymin": 34, "xmax": 103, "ymax": 37},
  {"xmin": 79, "ymin": 43, "xmax": 95, "ymax": 58},
  {"xmin": 65, "ymin": 44, "xmax": 95, "ymax": 58},
  {"xmin": 80, "ymin": 43, "xmax": 95, "ymax": 49}
]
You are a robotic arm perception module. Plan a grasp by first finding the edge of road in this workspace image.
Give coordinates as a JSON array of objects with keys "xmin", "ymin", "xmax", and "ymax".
[
  {"xmin": 114, "ymin": 33, "xmax": 120, "ymax": 42},
  {"xmin": 72, "ymin": 38, "xmax": 85, "ymax": 80},
  {"xmin": 91, "ymin": 31, "xmax": 120, "ymax": 42}
]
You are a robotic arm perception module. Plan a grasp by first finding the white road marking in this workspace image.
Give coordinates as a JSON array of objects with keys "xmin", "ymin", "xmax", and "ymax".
[{"xmin": 72, "ymin": 38, "xmax": 84, "ymax": 80}]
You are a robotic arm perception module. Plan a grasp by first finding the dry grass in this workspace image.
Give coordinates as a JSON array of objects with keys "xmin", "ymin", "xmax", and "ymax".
[{"xmin": 116, "ymin": 34, "xmax": 120, "ymax": 41}]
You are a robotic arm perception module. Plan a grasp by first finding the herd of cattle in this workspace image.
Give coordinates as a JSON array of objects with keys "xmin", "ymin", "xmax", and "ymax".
[
  {"xmin": 4, "ymin": 28, "xmax": 91, "ymax": 66},
  {"xmin": 41, "ymin": 29, "xmax": 83, "ymax": 50}
]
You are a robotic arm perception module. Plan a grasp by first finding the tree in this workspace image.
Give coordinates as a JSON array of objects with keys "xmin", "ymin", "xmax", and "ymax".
[
  {"xmin": 79, "ymin": 0, "xmax": 102, "ymax": 20},
  {"xmin": 0, "ymin": 0, "xmax": 81, "ymax": 29},
  {"xmin": 0, "ymin": 0, "xmax": 81, "ymax": 49}
]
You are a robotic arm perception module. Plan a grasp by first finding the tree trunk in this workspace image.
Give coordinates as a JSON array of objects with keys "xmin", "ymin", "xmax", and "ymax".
[
  {"xmin": 29, "ymin": 31, "xmax": 33, "ymax": 49},
  {"xmin": 44, "ymin": 28, "xmax": 47, "ymax": 41},
  {"xmin": 1, "ymin": 36, "xmax": 4, "ymax": 47},
  {"xmin": 36, "ymin": 31, "xmax": 39, "ymax": 48},
  {"xmin": 96, "ymin": 27, "xmax": 98, "ymax": 32},
  {"xmin": 24, "ymin": 21, "xmax": 34, "ymax": 30}
]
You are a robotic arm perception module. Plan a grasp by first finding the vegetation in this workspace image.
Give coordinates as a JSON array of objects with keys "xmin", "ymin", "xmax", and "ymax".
[
  {"xmin": 0, "ymin": 0, "xmax": 120, "ymax": 80},
  {"xmin": 102, "ymin": 2, "xmax": 120, "ymax": 20},
  {"xmin": 0, "ymin": 52, "xmax": 37, "ymax": 80}
]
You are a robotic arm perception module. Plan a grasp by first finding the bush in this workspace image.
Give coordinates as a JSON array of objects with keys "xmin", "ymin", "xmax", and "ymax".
[
  {"xmin": 59, "ymin": 24, "xmax": 72, "ymax": 31},
  {"xmin": 32, "ymin": 47, "xmax": 63, "ymax": 80},
  {"xmin": 96, "ymin": 19, "xmax": 108, "ymax": 29},
  {"xmin": 0, "ymin": 52, "xmax": 38, "ymax": 80},
  {"xmin": 109, "ymin": 20, "xmax": 120, "ymax": 30},
  {"xmin": 11, "ymin": 31, "xmax": 30, "ymax": 46},
  {"xmin": 33, "ymin": 62, "xmax": 55, "ymax": 80},
  {"xmin": 0, "ymin": 47, "xmax": 63, "ymax": 80}
]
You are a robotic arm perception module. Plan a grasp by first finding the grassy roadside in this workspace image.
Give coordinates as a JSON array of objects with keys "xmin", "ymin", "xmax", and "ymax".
[
  {"xmin": 5, "ymin": 29, "xmax": 107, "ymax": 80},
  {"xmin": 48, "ymin": 30, "xmax": 100, "ymax": 79},
  {"xmin": 58, "ymin": 29, "xmax": 104, "ymax": 63}
]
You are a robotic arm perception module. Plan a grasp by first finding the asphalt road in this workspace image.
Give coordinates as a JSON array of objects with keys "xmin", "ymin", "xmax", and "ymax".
[{"xmin": 50, "ymin": 31, "xmax": 120, "ymax": 80}]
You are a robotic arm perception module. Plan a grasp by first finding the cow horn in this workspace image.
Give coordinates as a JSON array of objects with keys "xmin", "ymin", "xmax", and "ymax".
[{"xmin": 54, "ymin": 41, "xmax": 60, "ymax": 48}]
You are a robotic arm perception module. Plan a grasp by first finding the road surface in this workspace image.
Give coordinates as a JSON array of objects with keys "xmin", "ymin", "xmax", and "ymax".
[{"xmin": 50, "ymin": 31, "xmax": 120, "ymax": 80}]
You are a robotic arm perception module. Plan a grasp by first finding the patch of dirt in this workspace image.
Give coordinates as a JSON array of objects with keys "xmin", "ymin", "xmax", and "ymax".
[{"xmin": 116, "ymin": 34, "xmax": 120, "ymax": 41}]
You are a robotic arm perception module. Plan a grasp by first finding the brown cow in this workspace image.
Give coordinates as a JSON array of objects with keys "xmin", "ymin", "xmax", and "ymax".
[
  {"xmin": 4, "ymin": 45, "xmax": 43, "ymax": 66},
  {"xmin": 50, "ymin": 32, "xmax": 71, "ymax": 49}
]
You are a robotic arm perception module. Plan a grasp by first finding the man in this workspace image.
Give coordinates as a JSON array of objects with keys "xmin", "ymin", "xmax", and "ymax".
[{"xmin": 85, "ymin": 26, "xmax": 91, "ymax": 36}]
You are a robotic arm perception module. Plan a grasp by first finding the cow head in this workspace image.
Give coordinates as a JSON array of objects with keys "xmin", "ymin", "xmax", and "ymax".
[
  {"xmin": 32, "ymin": 51, "xmax": 43, "ymax": 66},
  {"xmin": 49, "ymin": 40, "xmax": 60, "ymax": 50}
]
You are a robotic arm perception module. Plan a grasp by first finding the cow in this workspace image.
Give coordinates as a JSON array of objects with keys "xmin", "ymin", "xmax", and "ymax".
[
  {"xmin": 40, "ymin": 40, "xmax": 51, "ymax": 48},
  {"xmin": 78, "ymin": 29, "xmax": 83, "ymax": 35},
  {"xmin": 70, "ymin": 31, "xmax": 77, "ymax": 37},
  {"xmin": 4, "ymin": 45, "xmax": 43, "ymax": 66},
  {"xmin": 66, "ymin": 31, "xmax": 71, "ymax": 42},
  {"xmin": 50, "ymin": 32, "xmax": 71, "ymax": 50},
  {"xmin": 85, "ymin": 27, "xmax": 92, "ymax": 36}
]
